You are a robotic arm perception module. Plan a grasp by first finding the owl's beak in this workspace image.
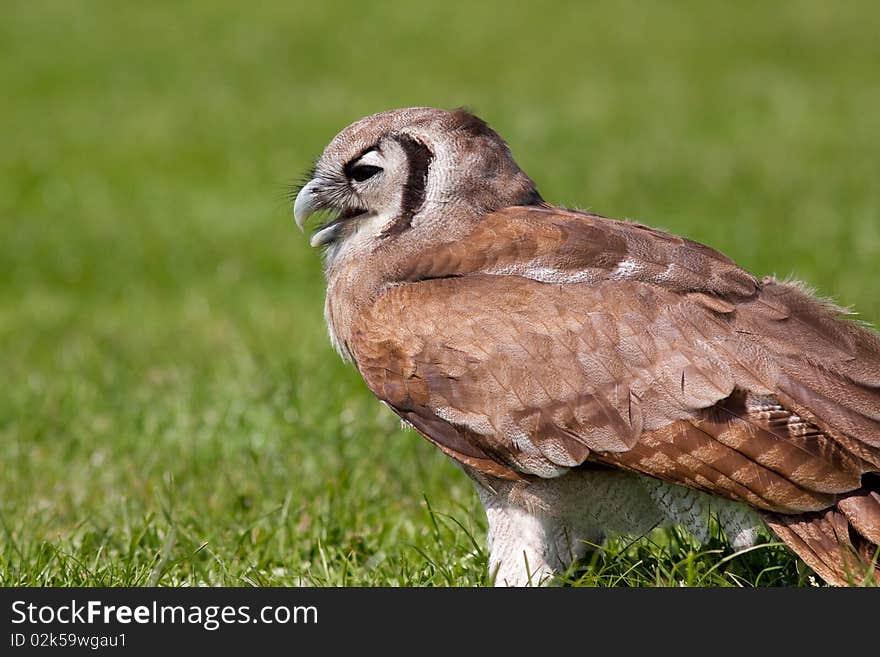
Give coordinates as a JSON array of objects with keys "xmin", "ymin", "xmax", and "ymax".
[
  {"xmin": 293, "ymin": 178, "xmax": 365, "ymax": 248},
  {"xmin": 293, "ymin": 179, "xmax": 319, "ymax": 232}
]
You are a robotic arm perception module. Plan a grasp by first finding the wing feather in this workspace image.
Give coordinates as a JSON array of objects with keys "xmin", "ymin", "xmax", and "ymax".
[{"xmin": 346, "ymin": 204, "xmax": 880, "ymax": 581}]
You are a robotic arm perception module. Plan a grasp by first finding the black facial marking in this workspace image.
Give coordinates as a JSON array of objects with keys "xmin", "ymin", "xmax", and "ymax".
[{"xmin": 383, "ymin": 133, "xmax": 433, "ymax": 237}]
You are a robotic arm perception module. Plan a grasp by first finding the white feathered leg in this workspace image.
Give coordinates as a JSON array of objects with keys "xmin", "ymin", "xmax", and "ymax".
[
  {"xmin": 468, "ymin": 465, "xmax": 765, "ymax": 586},
  {"xmin": 479, "ymin": 486, "xmax": 589, "ymax": 586},
  {"xmin": 472, "ymin": 474, "xmax": 602, "ymax": 587}
]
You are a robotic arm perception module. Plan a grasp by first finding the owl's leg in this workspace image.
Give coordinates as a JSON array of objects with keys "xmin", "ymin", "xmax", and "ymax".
[
  {"xmin": 469, "ymin": 466, "xmax": 670, "ymax": 586},
  {"xmin": 472, "ymin": 476, "xmax": 595, "ymax": 587},
  {"xmin": 483, "ymin": 496, "xmax": 588, "ymax": 586}
]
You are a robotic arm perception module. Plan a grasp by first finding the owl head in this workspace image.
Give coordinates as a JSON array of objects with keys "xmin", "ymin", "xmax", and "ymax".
[{"xmin": 293, "ymin": 107, "xmax": 542, "ymax": 253}]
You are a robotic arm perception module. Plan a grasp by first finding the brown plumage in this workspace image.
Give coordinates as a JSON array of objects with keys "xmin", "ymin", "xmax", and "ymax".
[{"xmin": 293, "ymin": 107, "xmax": 880, "ymax": 586}]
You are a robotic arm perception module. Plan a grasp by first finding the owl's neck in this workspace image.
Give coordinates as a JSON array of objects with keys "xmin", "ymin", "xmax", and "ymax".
[{"xmin": 320, "ymin": 217, "xmax": 449, "ymax": 363}]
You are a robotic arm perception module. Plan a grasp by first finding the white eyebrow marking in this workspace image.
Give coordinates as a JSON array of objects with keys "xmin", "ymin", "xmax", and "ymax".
[{"xmin": 355, "ymin": 150, "xmax": 384, "ymax": 168}]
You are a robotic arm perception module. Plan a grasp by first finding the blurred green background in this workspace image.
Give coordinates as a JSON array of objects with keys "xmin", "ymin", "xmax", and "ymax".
[{"xmin": 1, "ymin": 1, "xmax": 878, "ymax": 585}]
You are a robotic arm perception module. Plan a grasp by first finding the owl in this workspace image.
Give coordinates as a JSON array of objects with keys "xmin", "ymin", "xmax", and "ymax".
[{"xmin": 293, "ymin": 107, "xmax": 880, "ymax": 586}]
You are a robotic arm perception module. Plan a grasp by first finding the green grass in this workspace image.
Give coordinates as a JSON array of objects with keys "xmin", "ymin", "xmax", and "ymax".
[{"xmin": 1, "ymin": 0, "xmax": 878, "ymax": 586}]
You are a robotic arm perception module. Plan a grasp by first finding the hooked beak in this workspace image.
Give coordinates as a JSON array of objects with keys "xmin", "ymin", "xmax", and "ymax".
[
  {"xmin": 293, "ymin": 179, "xmax": 343, "ymax": 248},
  {"xmin": 293, "ymin": 178, "xmax": 369, "ymax": 248},
  {"xmin": 293, "ymin": 179, "xmax": 319, "ymax": 232}
]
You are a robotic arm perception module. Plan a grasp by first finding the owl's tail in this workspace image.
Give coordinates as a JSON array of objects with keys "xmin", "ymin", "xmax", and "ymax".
[{"xmin": 763, "ymin": 480, "xmax": 880, "ymax": 586}]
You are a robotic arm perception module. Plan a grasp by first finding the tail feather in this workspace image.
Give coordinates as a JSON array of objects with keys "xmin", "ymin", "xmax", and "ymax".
[
  {"xmin": 763, "ymin": 492, "xmax": 880, "ymax": 586},
  {"xmin": 838, "ymin": 488, "xmax": 880, "ymax": 545}
]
